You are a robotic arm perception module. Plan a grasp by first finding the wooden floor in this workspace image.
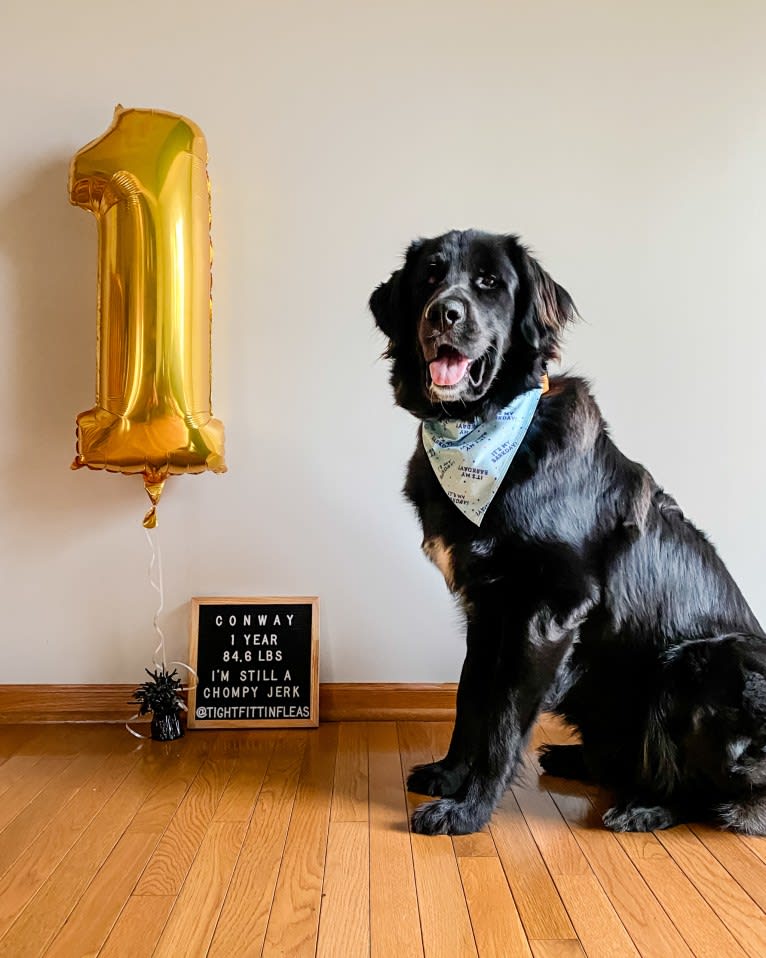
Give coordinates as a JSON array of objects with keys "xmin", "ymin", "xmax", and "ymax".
[{"xmin": 1, "ymin": 720, "xmax": 765, "ymax": 958}]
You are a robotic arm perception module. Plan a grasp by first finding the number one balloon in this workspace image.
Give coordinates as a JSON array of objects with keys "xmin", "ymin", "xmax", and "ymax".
[{"xmin": 69, "ymin": 106, "xmax": 226, "ymax": 527}]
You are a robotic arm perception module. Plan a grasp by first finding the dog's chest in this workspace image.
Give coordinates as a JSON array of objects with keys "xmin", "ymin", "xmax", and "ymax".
[
  {"xmin": 409, "ymin": 441, "xmax": 528, "ymax": 595},
  {"xmin": 422, "ymin": 536, "xmax": 458, "ymax": 591},
  {"xmin": 421, "ymin": 533, "xmax": 497, "ymax": 596}
]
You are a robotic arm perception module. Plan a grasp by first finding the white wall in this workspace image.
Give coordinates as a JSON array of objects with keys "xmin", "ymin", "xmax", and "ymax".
[{"xmin": 1, "ymin": 0, "xmax": 764, "ymax": 682}]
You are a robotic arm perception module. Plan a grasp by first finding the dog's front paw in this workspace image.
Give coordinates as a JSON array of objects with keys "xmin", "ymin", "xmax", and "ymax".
[
  {"xmin": 602, "ymin": 801, "xmax": 677, "ymax": 832},
  {"xmin": 407, "ymin": 761, "xmax": 467, "ymax": 797},
  {"xmin": 411, "ymin": 797, "xmax": 488, "ymax": 835}
]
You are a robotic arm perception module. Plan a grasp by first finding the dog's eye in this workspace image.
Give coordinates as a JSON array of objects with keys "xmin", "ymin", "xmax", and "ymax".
[
  {"xmin": 476, "ymin": 273, "xmax": 499, "ymax": 290},
  {"xmin": 426, "ymin": 261, "xmax": 444, "ymax": 285}
]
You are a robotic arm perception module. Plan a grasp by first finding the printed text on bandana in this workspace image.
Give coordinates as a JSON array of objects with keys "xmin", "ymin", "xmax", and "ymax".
[{"xmin": 422, "ymin": 387, "xmax": 542, "ymax": 526}]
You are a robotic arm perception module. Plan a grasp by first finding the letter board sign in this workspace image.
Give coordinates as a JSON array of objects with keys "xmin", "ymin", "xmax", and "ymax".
[{"xmin": 188, "ymin": 596, "xmax": 319, "ymax": 728}]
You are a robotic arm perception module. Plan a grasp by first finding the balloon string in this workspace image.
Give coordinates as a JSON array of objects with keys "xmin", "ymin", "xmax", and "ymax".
[
  {"xmin": 144, "ymin": 527, "xmax": 197, "ymax": 685},
  {"xmin": 125, "ymin": 713, "xmax": 149, "ymax": 739},
  {"xmin": 145, "ymin": 526, "xmax": 166, "ymax": 670},
  {"xmin": 125, "ymin": 527, "xmax": 198, "ymax": 740}
]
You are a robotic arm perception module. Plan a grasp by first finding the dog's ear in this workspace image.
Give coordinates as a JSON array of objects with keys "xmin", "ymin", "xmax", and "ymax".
[
  {"xmin": 507, "ymin": 237, "xmax": 577, "ymax": 362},
  {"xmin": 369, "ymin": 270, "xmax": 403, "ymax": 342},
  {"xmin": 369, "ymin": 239, "xmax": 424, "ymax": 344}
]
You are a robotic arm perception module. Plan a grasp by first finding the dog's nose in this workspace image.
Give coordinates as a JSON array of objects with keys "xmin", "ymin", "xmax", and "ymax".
[{"xmin": 432, "ymin": 298, "xmax": 466, "ymax": 328}]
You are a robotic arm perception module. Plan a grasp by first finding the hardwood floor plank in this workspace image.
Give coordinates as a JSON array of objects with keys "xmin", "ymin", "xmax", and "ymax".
[
  {"xmin": 133, "ymin": 735, "xmax": 236, "ymax": 896},
  {"xmin": 425, "ymin": 721, "xmax": 455, "ymax": 759},
  {"xmin": 44, "ymin": 829, "xmax": 167, "ymax": 958},
  {"xmin": 125, "ymin": 735, "xmax": 211, "ymax": 835},
  {"xmin": 398, "ymin": 722, "xmax": 477, "ymax": 958},
  {"xmin": 409, "ymin": 828, "xmax": 478, "ymax": 958},
  {"xmin": 0, "ymin": 725, "xmax": 38, "ymax": 762},
  {"xmin": 554, "ymin": 873, "xmax": 640, "ymax": 958},
  {"xmin": 452, "ymin": 831, "xmax": 497, "ymax": 858},
  {"xmin": 0, "ymin": 734, "xmax": 203, "ymax": 958},
  {"xmin": 692, "ymin": 823, "xmax": 766, "ymax": 912},
  {"xmin": 0, "ymin": 725, "xmax": 125, "ymax": 829},
  {"xmin": 0, "ymin": 727, "xmax": 48, "ymax": 798},
  {"xmin": 331, "ymin": 722, "xmax": 369, "ymax": 823},
  {"xmin": 736, "ymin": 832, "xmax": 766, "ymax": 867},
  {"xmin": 316, "ymin": 820, "xmax": 370, "ymax": 958},
  {"xmin": 262, "ymin": 724, "xmax": 339, "ymax": 958},
  {"xmin": 552, "ymin": 791, "xmax": 693, "ymax": 958},
  {"xmin": 0, "ymin": 742, "xmax": 77, "ymax": 835},
  {"xmin": 0, "ymin": 718, "xmax": 764, "ymax": 958},
  {"xmin": 0, "ymin": 751, "xmax": 45, "ymax": 801},
  {"xmin": 537, "ymin": 713, "xmax": 579, "ymax": 743},
  {"xmin": 491, "ymin": 789, "xmax": 576, "ymax": 941},
  {"xmin": 656, "ymin": 825, "xmax": 766, "ymax": 957},
  {"xmin": 153, "ymin": 820, "xmax": 247, "ymax": 958},
  {"xmin": 613, "ymin": 829, "xmax": 749, "ymax": 958},
  {"xmin": 0, "ymin": 746, "xmax": 138, "ymax": 944},
  {"xmin": 207, "ymin": 732, "xmax": 307, "ymax": 958},
  {"xmin": 529, "ymin": 938, "xmax": 587, "ymax": 957},
  {"xmin": 0, "ymin": 724, "xmax": 78, "ymax": 760},
  {"xmin": 459, "ymin": 856, "xmax": 532, "ymax": 958},
  {"xmin": 513, "ymin": 785, "xmax": 590, "ymax": 877},
  {"xmin": 512, "ymin": 781, "xmax": 638, "ymax": 957},
  {"xmin": 98, "ymin": 896, "xmax": 175, "ymax": 958},
  {"xmin": 212, "ymin": 733, "xmax": 276, "ymax": 823},
  {"xmin": 0, "ymin": 738, "xmax": 113, "ymax": 878},
  {"xmin": 368, "ymin": 722, "xmax": 423, "ymax": 958}
]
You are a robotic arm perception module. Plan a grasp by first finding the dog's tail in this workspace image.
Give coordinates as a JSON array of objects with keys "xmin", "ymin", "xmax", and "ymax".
[
  {"xmin": 717, "ymin": 640, "xmax": 766, "ymax": 833},
  {"xmin": 667, "ymin": 633, "xmax": 766, "ymax": 833}
]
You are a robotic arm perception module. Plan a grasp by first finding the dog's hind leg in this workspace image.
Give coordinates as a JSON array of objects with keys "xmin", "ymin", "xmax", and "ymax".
[
  {"xmin": 716, "ymin": 794, "xmax": 766, "ymax": 835},
  {"xmin": 602, "ymin": 799, "xmax": 680, "ymax": 832},
  {"xmin": 538, "ymin": 743, "xmax": 589, "ymax": 780},
  {"xmin": 666, "ymin": 633, "xmax": 766, "ymax": 835}
]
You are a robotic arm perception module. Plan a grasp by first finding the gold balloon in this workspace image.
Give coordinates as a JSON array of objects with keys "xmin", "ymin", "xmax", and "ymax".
[{"xmin": 69, "ymin": 105, "xmax": 226, "ymax": 526}]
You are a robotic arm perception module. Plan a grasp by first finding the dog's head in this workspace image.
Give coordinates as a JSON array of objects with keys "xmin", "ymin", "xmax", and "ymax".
[{"xmin": 369, "ymin": 230, "xmax": 576, "ymax": 419}]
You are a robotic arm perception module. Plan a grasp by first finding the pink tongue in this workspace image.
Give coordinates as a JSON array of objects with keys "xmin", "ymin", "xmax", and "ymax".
[{"xmin": 430, "ymin": 355, "xmax": 471, "ymax": 387}]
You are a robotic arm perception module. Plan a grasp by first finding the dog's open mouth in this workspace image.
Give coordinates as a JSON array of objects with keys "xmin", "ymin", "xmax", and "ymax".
[{"xmin": 429, "ymin": 345, "xmax": 486, "ymax": 389}]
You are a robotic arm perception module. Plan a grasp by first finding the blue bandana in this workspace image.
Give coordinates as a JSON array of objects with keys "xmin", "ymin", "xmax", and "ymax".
[{"xmin": 422, "ymin": 387, "xmax": 543, "ymax": 525}]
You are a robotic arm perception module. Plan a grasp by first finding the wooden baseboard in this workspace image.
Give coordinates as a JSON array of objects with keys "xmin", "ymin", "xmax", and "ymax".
[
  {"xmin": 0, "ymin": 685, "xmax": 142, "ymax": 724},
  {"xmin": 319, "ymin": 683, "xmax": 457, "ymax": 722},
  {"xmin": 0, "ymin": 683, "xmax": 458, "ymax": 724}
]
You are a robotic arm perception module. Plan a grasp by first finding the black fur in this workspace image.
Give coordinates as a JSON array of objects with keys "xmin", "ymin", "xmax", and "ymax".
[{"xmin": 370, "ymin": 229, "xmax": 766, "ymax": 835}]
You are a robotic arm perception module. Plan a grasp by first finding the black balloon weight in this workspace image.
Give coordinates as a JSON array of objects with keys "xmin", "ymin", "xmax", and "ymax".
[
  {"xmin": 150, "ymin": 711, "xmax": 184, "ymax": 741},
  {"xmin": 132, "ymin": 667, "xmax": 185, "ymax": 741}
]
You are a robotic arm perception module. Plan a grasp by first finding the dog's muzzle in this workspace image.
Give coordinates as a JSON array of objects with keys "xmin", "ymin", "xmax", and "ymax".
[{"xmin": 424, "ymin": 295, "xmax": 467, "ymax": 332}]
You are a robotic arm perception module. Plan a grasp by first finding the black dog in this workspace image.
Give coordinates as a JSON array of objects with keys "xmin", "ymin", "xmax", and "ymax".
[{"xmin": 369, "ymin": 229, "xmax": 766, "ymax": 835}]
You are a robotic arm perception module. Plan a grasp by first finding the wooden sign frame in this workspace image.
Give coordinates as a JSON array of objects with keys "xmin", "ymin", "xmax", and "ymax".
[{"xmin": 187, "ymin": 596, "xmax": 319, "ymax": 729}]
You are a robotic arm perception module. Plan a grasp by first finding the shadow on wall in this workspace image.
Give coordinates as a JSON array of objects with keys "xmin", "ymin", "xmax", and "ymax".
[{"xmin": 0, "ymin": 158, "xmax": 139, "ymax": 545}]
